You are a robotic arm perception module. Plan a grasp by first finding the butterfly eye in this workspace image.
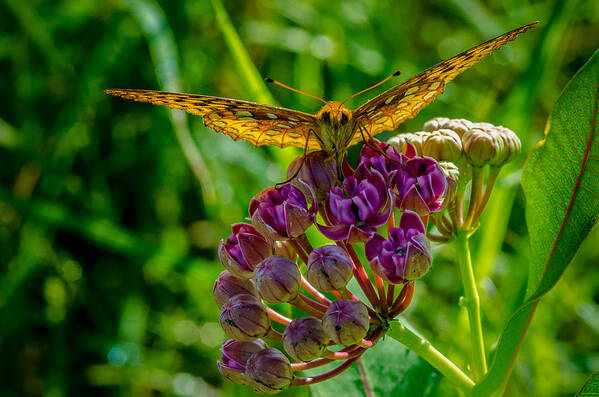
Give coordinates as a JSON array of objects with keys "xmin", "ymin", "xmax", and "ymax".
[
  {"xmin": 341, "ymin": 113, "xmax": 348, "ymax": 124},
  {"xmin": 322, "ymin": 111, "xmax": 331, "ymax": 123}
]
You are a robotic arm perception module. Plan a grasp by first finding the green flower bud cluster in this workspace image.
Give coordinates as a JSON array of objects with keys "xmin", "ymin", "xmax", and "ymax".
[
  {"xmin": 389, "ymin": 117, "xmax": 522, "ymax": 236},
  {"xmin": 389, "ymin": 117, "xmax": 521, "ymax": 168}
]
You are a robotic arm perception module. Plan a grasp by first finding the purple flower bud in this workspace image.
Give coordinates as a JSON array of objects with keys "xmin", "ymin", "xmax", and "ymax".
[
  {"xmin": 396, "ymin": 156, "xmax": 447, "ymax": 216},
  {"xmin": 217, "ymin": 338, "xmax": 267, "ymax": 385},
  {"xmin": 220, "ymin": 294, "xmax": 271, "ymax": 341},
  {"xmin": 249, "ymin": 184, "xmax": 316, "ymax": 241},
  {"xmin": 283, "ymin": 317, "xmax": 328, "ymax": 361},
  {"xmin": 318, "ymin": 169, "xmax": 394, "ymax": 244},
  {"xmin": 365, "ymin": 211, "xmax": 432, "ymax": 283},
  {"xmin": 287, "ymin": 151, "xmax": 337, "ymax": 202},
  {"xmin": 306, "ymin": 245, "xmax": 353, "ymax": 292},
  {"xmin": 322, "ymin": 300, "xmax": 369, "ymax": 345},
  {"xmin": 254, "ymin": 256, "xmax": 300, "ymax": 303},
  {"xmin": 213, "ymin": 270, "xmax": 258, "ymax": 308},
  {"xmin": 245, "ymin": 348, "xmax": 294, "ymax": 394},
  {"xmin": 219, "ymin": 223, "xmax": 273, "ymax": 279}
]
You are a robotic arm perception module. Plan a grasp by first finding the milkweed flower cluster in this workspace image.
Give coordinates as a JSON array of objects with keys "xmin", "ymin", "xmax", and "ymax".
[{"xmin": 213, "ymin": 117, "xmax": 521, "ymax": 393}]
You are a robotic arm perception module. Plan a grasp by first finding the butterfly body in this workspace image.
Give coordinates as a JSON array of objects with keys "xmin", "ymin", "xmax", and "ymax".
[
  {"xmin": 105, "ymin": 22, "xmax": 537, "ymax": 167},
  {"xmin": 313, "ymin": 101, "xmax": 355, "ymax": 167}
]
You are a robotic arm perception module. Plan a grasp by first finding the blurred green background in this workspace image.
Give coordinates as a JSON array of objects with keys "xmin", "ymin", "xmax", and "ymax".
[{"xmin": 0, "ymin": 0, "xmax": 598, "ymax": 395}]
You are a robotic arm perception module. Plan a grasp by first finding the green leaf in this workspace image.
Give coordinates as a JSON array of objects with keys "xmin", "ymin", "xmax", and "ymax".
[
  {"xmin": 576, "ymin": 370, "xmax": 599, "ymax": 396},
  {"xmin": 308, "ymin": 337, "xmax": 440, "ymax": 397},
  {"xmin": 473, "ymin": 49, "xmax": 599, "ymax": 395}
]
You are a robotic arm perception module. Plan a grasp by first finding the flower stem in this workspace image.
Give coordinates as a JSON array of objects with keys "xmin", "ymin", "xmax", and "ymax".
[
  {"xmin": 265, "ymin": 328, "xmax": 283, "ymax": 342},
  {"xmin": 386, "ymin": 284, "xmax": 395, "ymax": 308},
  {"xmin": 472, "ymin": 166, "xmax": 500, "ymax": 223},
  {"xmin": 357, "ymin": 358, "xmax": 374, "ymax": 397},
  {"xmin": 465, "ymin": 167, "xmax": 485, "ymax": 227},
  {"xmin": 300, "ymin": 274, "xmax": 331, "ymax": 305},
  {"xmin": 455, "ymin": 231, "xmax": 487, "ymax": 381},
  {"xmin": 387, "ymin": 321, "xmax": 474, "ymax": 393},
  {"xmin": 391, "ymin": 282, "xmax": 414, "ymax": 317},
  {"xmin": 291, "ymin": 294, "xmax": 326, "ymax": 318},
  {"xmin": 341, "ymin": 242, "xmax": 380, "ymax": 309},
  {"xmin": 322, "ymin": 347, "xmax": 365, "ymax": 360},
  {"xmin": 292, "ymin": 356, "xmax": 361, "ymax": 386},
  {"xmin": 268, "ymin": 308, "xmax": 291, "ymax": 325},
  {"xmin": 296, "ymin": 234, "xmax": 313, "ymax": 254},
  {"xmin": 374, "ymin": 274, "xmax": 388, "ymax": 313}
]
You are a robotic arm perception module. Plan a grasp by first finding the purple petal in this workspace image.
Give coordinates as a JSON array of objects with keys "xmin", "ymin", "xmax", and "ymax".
[
  {"xmin": 399, "ymin": 210, "xmax": 426, "ymax": 234},
  {"xmin": 365, "ymin": 233, "xmax": 385, "ymax": 261},
  {"xmin": 346, "ymin": 225, "xmax": 373, "ymax": 244},
  {"xmin": 399, "ymin": 185, "xmax": 430, "ymax": 216},
  {"xmin": 315, "ymin": 223, "xmax": 351, "ymax": 241}
]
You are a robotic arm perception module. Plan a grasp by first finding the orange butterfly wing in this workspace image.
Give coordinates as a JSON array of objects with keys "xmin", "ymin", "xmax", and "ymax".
[
  {"xmin": 104, "ymin": 89, "xmax": 322, "ymax": 149},
  {"xmin": 349, "ymin": 22, "xmax": 538, "ymax": 146}
]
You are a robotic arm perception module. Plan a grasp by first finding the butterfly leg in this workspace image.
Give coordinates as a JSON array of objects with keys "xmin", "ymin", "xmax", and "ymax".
[
  {"xmin": 275, "ymin": 128, "xmax": 313, "ymax": 187},
  {"xmin": 358, "ymin": 125, "xmax": 402, "ymax": 167}
]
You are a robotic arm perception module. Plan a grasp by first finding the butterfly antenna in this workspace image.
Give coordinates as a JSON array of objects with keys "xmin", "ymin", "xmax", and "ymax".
[
  {"xmin": 265, "ymin": 78, "xmax": 327, "ymax": 104},
  {"xmin": 342, "ymin": 70, "xmax": 401, "ymax": 105}
]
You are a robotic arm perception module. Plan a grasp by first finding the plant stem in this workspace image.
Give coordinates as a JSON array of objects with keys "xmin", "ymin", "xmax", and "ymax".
[
  {"xmin": 391, "ymin": 281, "xmax": 414, "ymax": 317},
  {"xmin": 387, "ymin": 321, "xmax": 475, "ymax": 394},
  {"xmin": 465, "ymin": 167, "xmax": 485, "ymax": 227},
  {"xmin": 292, "ymin": 356, "xmax": 360, "ymax": 386},
  {"xmin": 341, "ymin": 242, "xmax": 380, "ymax": 309},
  {"xmin": 300, "ymin": 274, "xmax": 331, "ymax": 305},
  {"xmin": 357, "ymin": 358, "xmax": 374, "ymax": 397},
  {"xmin": 268, "ymin": 308, "xmax": 291, "ymax": 325},
  {"xmin": 291, "ymin": 295, "xmax": 326, "ymax": 318},
  {"xmin": 472, "ymin": 166, "xmax": 501, "ymax": 223},
  {"xmin": 455, "ymin": 231, "xmax": 487, "ymax": 381}
]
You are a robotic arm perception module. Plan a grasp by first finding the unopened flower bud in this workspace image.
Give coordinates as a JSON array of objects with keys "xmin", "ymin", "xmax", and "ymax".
[
  {"xmin": 250, "ymin": 184, "xmax": 316, "ymax": 241},
  {"xmin": 422, "ymin": 128, "xmax": 463, "ymax": 162},
  {"xmin": 218, "ymin": 338, "xmax": 267, "ymax": 385},
  {"xmin": 220, "ymin": 294, "xmax": 271, "ymax": 341},
  {"xmin": 245, "ymin": 348, "xmax": 294, "ymax": 394},
  {"xmin": 439, "ymin": 162, "xmax": 460, "ymax": 203},
  {"xmin": 213, "ymin": 271, "xmax": 258, "ymax": 308},
  {"xmin": 322, "ymin": 300, "xmax": 369, "ymax": 345},
  {"xmin": 491, "ymin": 126, "xmax": 521, "ymax": 167},
  {"xmin": 388, "ymin": 131, "xmax": 429, "ymax": 155},
  {"xmin": 422, "ymin": 117, "xmax": 450, "ymax": 132},
  {"xmin": 255, "ymin": 256, "xmax": 300, "ymax": 303},
  {"xmin": 424, "ymin": 117, "xmax": 474, "ymax": 138},
  {"xmin": 462, "ymin": 125, "xmax": 503, "ymax": 167},
  {"xmin": 287, "ymin": 151, "xmax": 337, "ymax": 203},
  {"xmin": 306, "ymin": 245, "xmax": 353, "ymax": 292},
  {"xmin": 283, "ymin": 317, "xmax": 328, "ymax": 361},
  {"xmin": 274, "ymin": 240, "xmax": 297, "ymax": 261},
  {"xmin": 219, "ymin": 223, "xmax": 272, "ymax": 279}
]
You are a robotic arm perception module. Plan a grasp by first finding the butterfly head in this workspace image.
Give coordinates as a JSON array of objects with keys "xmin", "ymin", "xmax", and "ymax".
[{"xmin": 317, "ymin": 102, "xmax": 353, "ymax": 126}]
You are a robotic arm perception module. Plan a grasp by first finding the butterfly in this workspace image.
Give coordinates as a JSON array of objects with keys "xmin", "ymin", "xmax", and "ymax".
[{"xmin": 105, "ymin": 22, "xmax": 537, "ymax": 169}]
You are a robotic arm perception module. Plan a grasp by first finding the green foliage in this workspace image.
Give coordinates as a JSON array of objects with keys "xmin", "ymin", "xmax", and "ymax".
[
  {"xmin": 0, "ymin": 0, "xmax": 598, "ymax": 396},
  {"xmin": 309, "ymin": 336, "xmax": 440, "ymax": 397},
  {"xmin": 577, "ymin": 370, "xmax": 599, "ymax": 396},
  {"xmin": 473, "ymin": 49, "xmax": 599, "ymax": 396}
]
